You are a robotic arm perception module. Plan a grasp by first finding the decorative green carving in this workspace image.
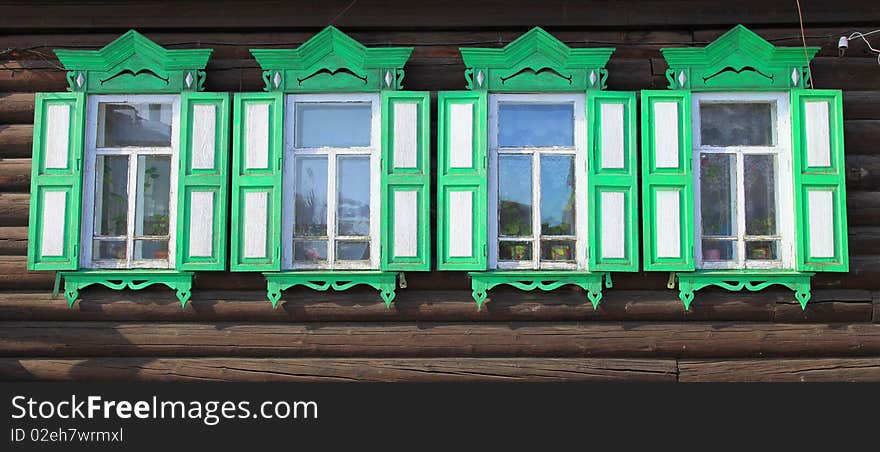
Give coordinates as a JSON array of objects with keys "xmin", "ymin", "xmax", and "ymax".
[
  {"xmin": 54, "ymin": 30, "xmax": 212, "ymax": 93},
  {"xmin": 674, "ymin": 271, "xmax": 814, "ymax": 310},
  {"xmin": 459, "ymin": 27, "xmax": 613, "ymax": 92},
  {"xmin": 468, "ymin": 271, "xmax": 611, "ymax": 310},
  {"xmin": 251, "ymin": 26, "xmax": 413, "ymax": 92},
  {"xmin": 263, "ymin": 271, "xmax": 400, "ymax": 308},
  {"xmin": 660, "ymin": 25, "xmax": 818, "ymax": 91},
  {"xmin": 56, "ymin": 271, "xmax": 194, "ymax": 308}
]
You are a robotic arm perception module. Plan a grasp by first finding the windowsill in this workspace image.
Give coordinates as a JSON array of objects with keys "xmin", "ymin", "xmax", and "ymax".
[
  {"xmin": 262, "ymin": 271, "xmax": 400, "ymax": 308},
  {"xmin": 675, "ymin": 270, "xmax": 814, "ymax": 310},
  {"xmin": 56, "ymin": 270, "xmax": 194, "ymax": 308},
  {"xmin": 468, "ymin": 270, "xmax": 610, "ymax": 309}
]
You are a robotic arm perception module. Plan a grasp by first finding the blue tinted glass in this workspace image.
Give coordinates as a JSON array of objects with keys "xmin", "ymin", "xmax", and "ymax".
[
  {"xmin": 296, "ymin": 103, "xmax": 371, "ymax": 147},
  {"xmin": 499, "ymin": 103, "xmax": 574, "ymax": 147},
  {"xmin": 540, "ymin": 155, "xmax": 575, "ymax": 236}
]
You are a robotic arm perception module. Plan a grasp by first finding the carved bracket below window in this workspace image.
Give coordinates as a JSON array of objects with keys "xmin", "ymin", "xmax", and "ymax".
[
  {"xmin": 263, "ymin": 271, "xmax": 400, "ymax": 308},
  {"xmin": 55, "ymin": 271, "xmax": 194, "ymax": 308},
  {"xmin": 674, "ymin": 271, "xmax": 814, "ymax": 310},
  {"xmin": 468, "ymin": 271, "xmax": 611, "ymax": 310}
]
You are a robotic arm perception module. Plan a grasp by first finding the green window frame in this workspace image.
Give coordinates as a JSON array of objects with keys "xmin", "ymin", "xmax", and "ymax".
[
  {"xmin": 27, "ymin": 30, "xmax": 229, "ymax": 307},
  {"xmin": 232, "ymin": 27, "xmax": 430, "ymax": 307},
  {"xmin": 641, "ymin": 25, "xmax": 849, "ymax": 309},
  {"xmin": 437, "ymin": 27, "xmax": 639, "ymax": 308}
]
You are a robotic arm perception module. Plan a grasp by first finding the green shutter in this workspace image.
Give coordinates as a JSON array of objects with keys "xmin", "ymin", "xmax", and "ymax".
[
  {"xmin": 230, "ymin": 92, "xmax": 283, "ymax": 271},
  {"xmin": 791, "ymin": 89, "xmax": 849, "ymax": 272},
  {"xmin": 380, "ymin": 91, "xmax": 431, "ymax": 271},
  {"xmin": 587, "ymin": 90, "xmax": 639, "ymax": 272},
  {"xmin": 437, "ymin": 91, "xmax": 487, "ymax": 270},
  {"xmin": 27, "ymin": 92, "xmax": 85, "ymax": 271},
  {"xmin": 176, "ymin": 92, "xmax": 230, "ymax": 270},
  {"xmin": 640, "ymin": 90, "xmax": 694, "ymax": 271}
]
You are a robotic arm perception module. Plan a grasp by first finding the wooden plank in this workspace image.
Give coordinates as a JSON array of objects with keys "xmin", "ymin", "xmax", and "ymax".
[
  {"xmin": 0, "ymin": 289, "xmax": 871, "ymax": 323},
  {"xmin": 0, "ymin": 93, "xmax": 35, "ymax": 123},
  {"xmin": 0, "ymin": 193, "xmax": 28, "ymax": 226},
  {"xmin": 679, "ymin": 358, "xmax": 880, "ymax": 382},
  {"xmin": 4, "ymin": 321, "xmax": 880, "ymax": 358},
  {"xmin": 1, "ymin": 1, "xmax": 877, "ymax": 30},
  {"xmin": 0, "ymin": 257, "xmax": 53, "ymax": 288},
  {"xmin": 847, "ymin": 191, "xmax": 880, "ymax": 226},
  {"xmin": 0, "ymin": 125, "xmax": 33, "ymax": 158},
  {"xmin": 0, "ymin": 158, "xmax": 30, "ymax": 192},
  {"xmin": 849, "ymin": 227, "xmax": 880, "ymax": 255},
  {"xmin": 844, "ymin": 91, "xmax": 880, "ymax": 120},
  {"xmin": 0, "ymin": 226, "xmax": 27, "ymax": 255},
  {"xmin": 844, "ymin": 120, "xmax": 880, "ymax": 155},
  {"xmin": 0, "ymin": 357, "xmax": 678, "ymax": 382}
]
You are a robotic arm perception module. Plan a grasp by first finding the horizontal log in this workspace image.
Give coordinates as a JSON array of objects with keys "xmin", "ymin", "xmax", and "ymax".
[
  {"xmin": 0, "ymin": 357, "xmax": 678, "ymax": 382},
  {"xmin": 845, "ymin": 120, "xmax": 880, "ymax": 155},
  {"xmin": 844, "ymin": 91, "xmax": 880, "ymax": 120},
  {"xmin": 0, "ymin": 125, "xmax": 32, "ymax": 158},
  {"xmin": 0, "ymin": 193, "xmax": 28, "ymax": 226},
  {"xmin": 0, "ymin": 158, "xmax": 30, "ymax": 191},
  {"xmin": 0, "ymin": 288, "xmax": 871, "ymax": 323},
  {"xmin": 850, "ymin": 227, "xmax": 880, "ymax": 255},
  {"xmin": 0, "ymin": 256, "xmax": 53, "ymax": 289},
  {"xmin": 679, "ymin": 358, "xmax": 880, "ymax": 382},
  {"xmin": 0, "ymin": 226, "xmax": 26, "ymax": 255},
  {"xmin": 5, "ymin": 320, "xmax": 880, "ymax": 358},
  {"xmin": 1, "ymin": 0, "xmax": 877, "ymax": 30},
  {"xmin": 0, "ymin": 93, "xmax": 34, "ymax": 124},
  {"xmin": 848, "ymin": 192, "xmax": 880, "ymax": 226}
]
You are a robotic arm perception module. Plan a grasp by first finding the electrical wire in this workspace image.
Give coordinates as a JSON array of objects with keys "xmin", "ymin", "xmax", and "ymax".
[
  {"xmin": 847, "ymin": 30, "xmax": 880, "ymax": 65},
  {"xmin": 794, "ymin": 0, "xmax": 815, "ymax": 88}
]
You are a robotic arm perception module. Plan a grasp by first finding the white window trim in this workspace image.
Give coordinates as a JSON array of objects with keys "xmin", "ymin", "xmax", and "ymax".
[
  {"xmin": 487, "ymin": 93, "xmax": 587, "ymax": 271},
  {"xmin": 281, "ymin": 93, "xmax": 381, "ymax": 271},
  {"xmin": 692, "ymin": 91, "xmax": 794, "ymax": 270},
  {"xmin": 81, "ymin": 94, "xmax": 180, "ymax": 269}
]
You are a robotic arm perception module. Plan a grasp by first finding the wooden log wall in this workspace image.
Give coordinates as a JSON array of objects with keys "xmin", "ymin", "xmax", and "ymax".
[{"xmin": 1, "ymin": 0, "xmax": 879, "ymax": 382}]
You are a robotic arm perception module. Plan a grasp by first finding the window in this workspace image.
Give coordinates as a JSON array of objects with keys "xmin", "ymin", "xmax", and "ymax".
[
  {"xmin": 82, "ymin": 95, "xmax": 180, "ymax": 269},
  {"xmin": 282, "ymin": 93, "xmax": 381, "ymax": 270},
  {"xmin": 488, "ymin": 93, "xmax": 587, "ymax": 270},
  {"xmin": 693, "ymin": 92, "xmax": 794, "ymax": 270}
]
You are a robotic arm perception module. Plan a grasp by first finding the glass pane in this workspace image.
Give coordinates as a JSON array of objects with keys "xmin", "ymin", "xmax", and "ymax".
[
  {"xmin": 744, "ymin": 155, "xmax": 777, "ymax": 236},
  {"xmin": 135, "ymin": 155, "xmax": 171, "ymax": 237},
  {"xmin": 540, "ymin": 240, "xmax": 575, "ymax": 262},
  {"xmin": 336, "ymin": 241, "xmax": 370, "ymax": 261},
  {"xmin": 540, "ymin": 155, "xmax": 575, "ymax": 236},
  {"xmin": 699, "ymin": 153, "xmax": 735, "ymax": 237},
  {"xmin": 499, "ymin": 103, "xmax": 574, "ymax": 147},
  {"xmin": 93, "ymin": 240, "xmax": 126, "ymax": 260},
  {"xmin": 498, "ymin": 155, "xmax": 532, "ymax": 237},
  {"xmin": 134, "ymin": 239, "xmax": 169, "ymax": 260},
  {"xmin": 95, "ymin": 155, "xmax": 129, "ymax": 237},
  {"xmin": 294, "ymin": 240, "xmax": 328, "ymax": 263},
  {"xmin": 295, "ymin": 103, "xmax": 372, "ymax": 148},
  {"xmin": 498, "ymin": 241, "xmax": 532, "ymax": 261},
  {"xmin": 337, "ymin": 156, "xmax": 371, "ymax": 236},
  {"xmin": 700, "ymin": 102, "xmax": 773, "ymax": 146},
  {"xmin": 99, "ymin": 102, "xmax": 173, "ymax": 148},
  {"xmin": 746, "ymin": 241, "xmax": 779, "ymax": 260},
  {"xmin": 701, "ymin": 240, "xmax": 736, "ymax": 261},
  {"xmin": 294, "ymin": 157, "xmax": 328, "ymax": 237}
]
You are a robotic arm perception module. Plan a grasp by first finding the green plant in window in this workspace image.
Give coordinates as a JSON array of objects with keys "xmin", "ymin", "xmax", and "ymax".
[
  {"xmin": 143, "ymin": 165, "xmax": 160, "ymax": 190},
  {"xmin": 146, "ymin": 213, "xmax": 169, "ymax": 235},
  {"xmin": 499, "ymin": 200, "xmax": 531, "ymax": 236}
]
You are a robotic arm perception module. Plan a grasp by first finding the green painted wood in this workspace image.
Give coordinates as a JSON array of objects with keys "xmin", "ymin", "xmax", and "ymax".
[
  {"xmin": 251, "ymin": 26, "xmax": 412, "ymax": 92},
  {"xmin": 661, "ymin": 25, "xmax": 818, "ymax": 91},
  {"xmin": 459, "ymin": 27, "xmax": 613, "ymax": 92},
  {"xmin": 263, "ymin": 271, "xmax": 399, "ymax": 308},
  {"xmin": 54, "ymin": 30, "xmax": 211, "ymax": 94},
  {"xmin": 380, "ymin": 91, "xmax": 431, "ymax": 271},
  {"xmin": 27, "ymin": 92, "xmax": 86, "ymax": 271},
  {"xmin": 587, "ymin": 90, "xmax": 639, "ymax": 271},
  {"xmin": 640, "ymin": 90, "xmax": 694, "ymax": 271},
  {"xmin": 469, "ymin": 271, "xmax": 610, "ymax": 309},
  {"xmin": 58, "ymin": 271, "xmax": 193, "ymax": 307},
  {"xmin": 230, "ymin": 92, "xmax": 284, "ymax": 271},
  {"xmin": 436, "ymin": 91, "xmax": 487, "ymax": 270},
  {"xmin": 792, "ymin": 89, "xmax": 849, "ymax": 272},
  {"xmin": 676, "ymin": 271, "xmax": 813, "ymax": 310},
  {"xmin": 176, "ymin": 91, "xmax": 230, "ymax": 270}
]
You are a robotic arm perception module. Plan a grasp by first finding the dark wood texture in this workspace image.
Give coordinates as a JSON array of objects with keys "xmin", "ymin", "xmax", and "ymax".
[{"xmin": 0, "ymin": 2, "xmax": 879, "ymax": 381}]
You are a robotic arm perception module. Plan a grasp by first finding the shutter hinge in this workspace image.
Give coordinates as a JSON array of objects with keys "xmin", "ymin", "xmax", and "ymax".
[
  {"xmin": 73, "ymin": 243, "xmax": 79, "ymax": 258},
  {"xmin": 483, "ymin": 243, "xmax": 487, "ymax": 258},
  {"xmin": 75, "ymin": 158, "xmax": 82, "ymax": 172}
]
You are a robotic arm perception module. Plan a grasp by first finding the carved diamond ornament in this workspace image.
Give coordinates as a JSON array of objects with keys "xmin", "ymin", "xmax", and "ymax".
[
  {"xmin": 273, "ymin": 71, "xmax": 282, "ymax": 88},
  {"xmin": 385, "ymin": 70, "xmax": 393, "ymax": 87},
  {"xmin": 75, "ymin": 72, "xmax": 85, "ymax": 88},
  {"xmin": 678, "ymin": 70, "xmax": 687, "ymax": 87},
  {"xmin": 476, "ymin": 70, "xmax": 484, "ymax": 87},
  {"xmin": 791, "ymin": 68, "xmax": 800, "ymax": 86},
  {"xmin": 185, "ymin": 71, "xmax": 194, "ymax": 88},
  {"xmin": 589, "ymin": 70, "xmax": 597, "ymax": 86}
]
